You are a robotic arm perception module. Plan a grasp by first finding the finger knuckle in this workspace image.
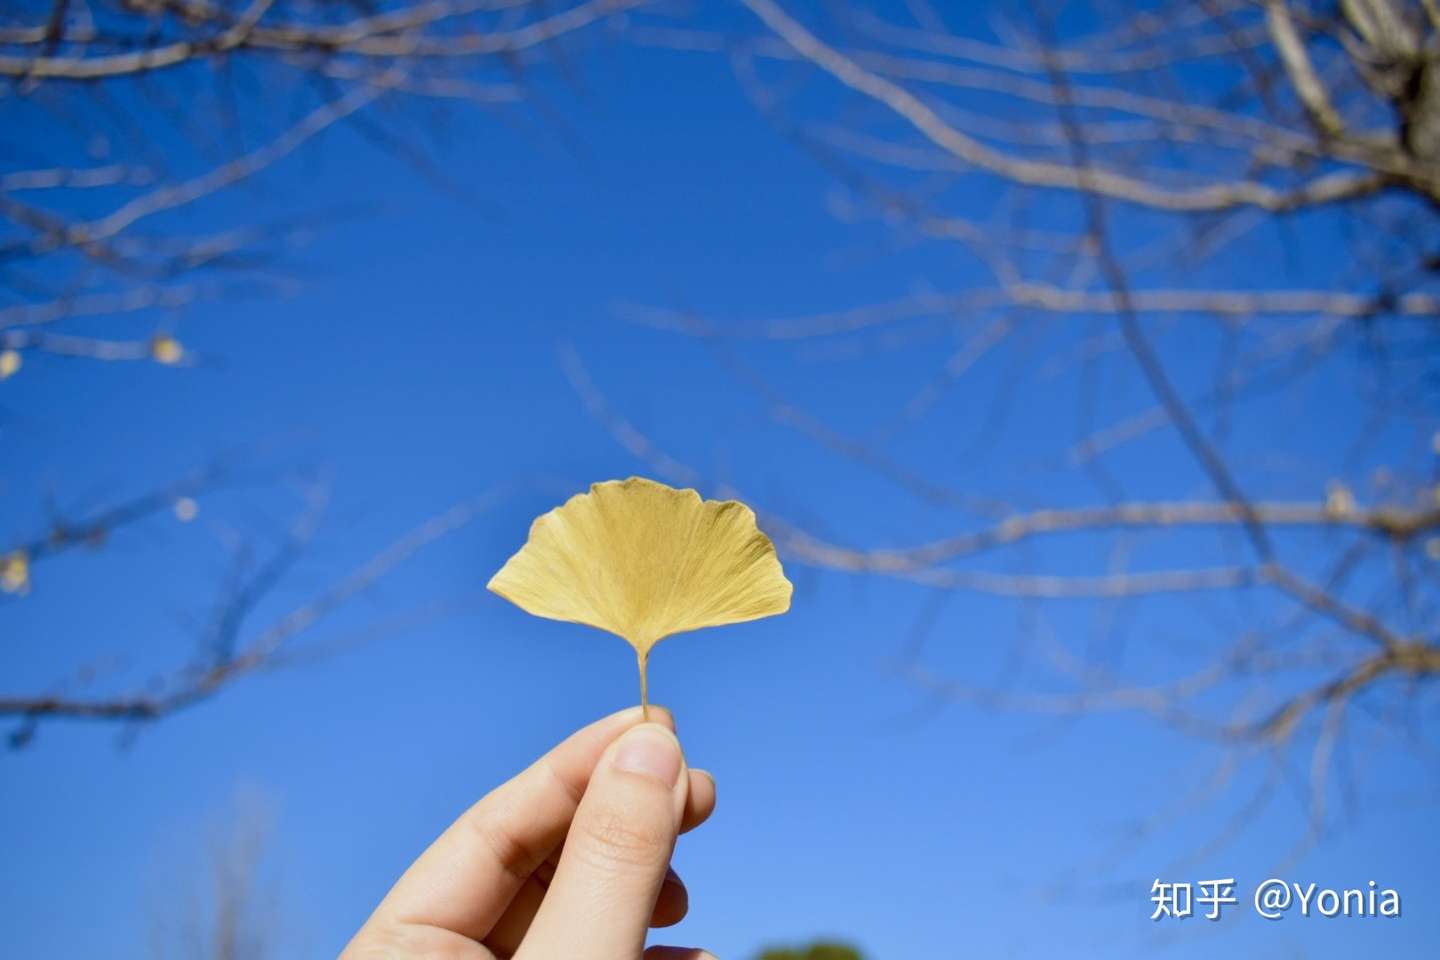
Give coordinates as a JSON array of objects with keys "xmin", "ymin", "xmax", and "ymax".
[
  {"xmin": 576, "ymin": 805, "xmax": 670, "ymax": 869},
  {"xmin": 465, "ymin": 798, "xmax": 549, "ymax": 883}
]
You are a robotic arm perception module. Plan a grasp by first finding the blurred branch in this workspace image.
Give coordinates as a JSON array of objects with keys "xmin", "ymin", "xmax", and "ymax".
[
  {"xmin": 0, "ymin": 0, "xmax": 643, "ymax": 80},
  {"xmin": 1, "ymin": 461, "xmax": 227, "ymax": 586},
  {"xmin": 150, "ymin": 790, "xmax": 279, "ymax": 960},
  {"xmin": 0, "ymin": 284, "xmax": 211, "ymax": 331},
  {"xmin": 4, "ymin": 81, "xmax": 384, "ymax": 267},
  {"xmin": 0, "ymin": 0, "xmax": 646, "ymax": 378},
  {"xmin": 1, "ymin": 0, "xmax": 615, "ymax": 749},
  {"xmin": 624, "ymin": 289, "xmax": 1440, "ymax": 341},
  {"xmin": 1263, "ymin": 0, "xmax": 1345, "ymax": 138},
  {"xmin": 0, "ymin": 488, "xmax": 505, "ymax": 744},
  {"xmin": 737, "ymin": 0, "xmax": 1430, "ymax": 210},
  {"xmin": 774, "ymin": 499, "xmax": 1440, "ymax": 572}
]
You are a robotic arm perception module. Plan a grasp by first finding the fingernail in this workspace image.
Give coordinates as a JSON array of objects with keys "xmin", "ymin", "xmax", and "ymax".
[{"xmin": 612, "ymin": 724, "xmax": 682, "ymax": 788}]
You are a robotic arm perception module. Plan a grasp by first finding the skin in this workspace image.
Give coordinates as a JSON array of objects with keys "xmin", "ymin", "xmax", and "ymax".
[{"xmin": 343, "ymin": 706, "xmax": 718, "ymax": 960}]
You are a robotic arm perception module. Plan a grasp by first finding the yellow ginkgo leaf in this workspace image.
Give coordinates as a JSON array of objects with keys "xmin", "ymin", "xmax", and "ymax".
[
  {"xmin": 150, "ymin": 334, "xmax": 184, "ymax": 365},
  {"xmin": 488, "ymin": 476, "xmax": 792, "ymax": 715},
  {"xmin": 1, "ymin": 550, "xmax": 30, "ymax": 595}
]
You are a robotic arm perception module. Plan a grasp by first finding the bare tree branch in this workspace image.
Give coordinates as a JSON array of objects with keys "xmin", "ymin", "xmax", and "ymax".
[{"xmin": 0, "ymin": 489, "xmax": 505, "ymax": 744}]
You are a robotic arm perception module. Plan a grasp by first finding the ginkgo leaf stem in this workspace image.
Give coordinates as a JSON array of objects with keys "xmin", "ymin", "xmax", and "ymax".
[{"xmin": 637, "ymin": 647, "xmax": 650, "ymax": 721}]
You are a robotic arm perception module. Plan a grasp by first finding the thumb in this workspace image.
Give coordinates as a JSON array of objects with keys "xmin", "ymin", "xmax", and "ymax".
[{"xmin": 517, "ymin": 722, "xmax": 689, "ymax": 960}]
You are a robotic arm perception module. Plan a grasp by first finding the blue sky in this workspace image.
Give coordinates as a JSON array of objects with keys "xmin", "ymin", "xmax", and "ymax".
[{"xmin": 3, "ymin": 3, "xmax": 1439, "ymax": 958}]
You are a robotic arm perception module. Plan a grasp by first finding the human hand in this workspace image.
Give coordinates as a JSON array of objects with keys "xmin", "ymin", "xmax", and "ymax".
[{"xmin": 343, "ymin": 706, "xmax": 717, "ymax": 960}]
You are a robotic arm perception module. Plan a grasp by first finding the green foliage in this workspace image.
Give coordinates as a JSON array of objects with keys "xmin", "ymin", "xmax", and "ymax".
[{"xmin": 757, "ymin": 942, "xmax": 865, "ymax": 960}]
